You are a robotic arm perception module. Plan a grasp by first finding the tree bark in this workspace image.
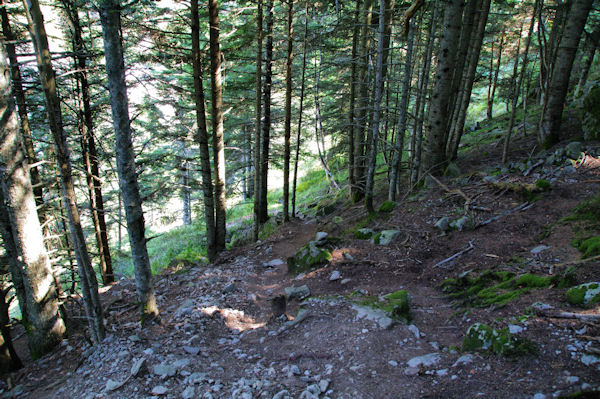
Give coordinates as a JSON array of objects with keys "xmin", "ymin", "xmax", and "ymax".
[
  {"xmin": 422, "ymin": 0, "xmax": 464, "ymax": 175},
  {"xmin": 486, "ymin": 31, "xmax": 504, "ymax": 120},
  {"xmin": 364, "ymin": 0, "xmax": 387, "ymax": 213},
  {"xmin": 208, "ymin": 0, "xmax": 227, "ymax": 251},
  {"xmin": 259, "ymin": 0, "xmax": 273, "ymax": 224},
  {"xmin": 191, "ymin": 0, "xmax": 216, "ymax": 260},
  {"xmin": 283, "ymin": 0, "xmax": 293, "ymax": 222},
  {"xmin": 292, "ymin": 3, "xmax": 309, "ymax": 218},
  {"xmin": 0, "ymin": 37, "xmax": 65, "ymax": 357},
  {"xmin": 99, "ymin": 0, "xmax": 159, "ymax": 324},
  {"xmin": 253, "ymin": 0, "xmax": 263, "ymax": 240},
  {"xmin": 539, "ymin": 0, "xmax": 594, "ymax": 147},
  {"xmin": 348, "ymin": 0, "xmax": 361, "ymax": 198},
  {"xmin": 62, "ymin": 0, "xmax": 114, "ymax": 285},
  {"xmin": 24, "ymin": 0, "xmax": 104, "ymax": 343}
]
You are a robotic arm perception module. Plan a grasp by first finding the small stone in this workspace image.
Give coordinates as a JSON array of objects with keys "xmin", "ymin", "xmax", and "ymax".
[
  {"xmin": 531, "ymin": 302, "xmax": 553, "ymax": 311},
  {"xmin": 580, "ymin": 354, "xmax": 600, "ymax": 366},
  {"xmin": 285, "ymin": 285, "xmax": 310, "ymax": 301},
  {"xmin": 128, "ymin": 334, "xmax": 141, "ymax": 342},
  {"xmin": 388, "ymin": 360, "xmax": 398, "ymax": 367},
  {"xmin": 404, "ymin": 367, "xmax": 420, "ymax": 376},
  {"xmin": 143, "ymin": 348, "xmax": 154, "ymax": 356},
  {"xmin": 565, "ymin": 142, "xmax": 583, "ymax": 160},
  {"xmin": 318, "ymin": 379, "xmax": 330, "ymax": 393},
  {"xmin": 173, "ymin": 358, "xmax": 191, "ymax": 370},
  {"xmin": 436, "ymin": 369, "xmax": 448, "ymax": 376},
  {"xmin": 131, "ymin": 357, "xmax": 146, "ymax": 377},
  {"xmin": 453, "ymin": 354, "xmax": 474, "ymax": 367},
  {"xmin": 408, "ymin": 324, "xmax": 420, "ymax": 339},
  {"xmin": 342, "ymin": 252, "xmax": 354, "ymax": 261},
  {"xmin": 153, "ymin": 363, "xmax": 177, "ymax": 377},
  {"xmin": 222, "ymin": 283, "xmax": 237, "ymax": 294},
  {"xmin": 183, "ymin": 346, "xmax": 201, "ymax": 355},
  {"xmin": 315, "ymin": 232, "xmax": 328, "ymax": 243},
  {"xmin": 407, "ymin": 353, "xmax": 441, "ymax": 369},
  {"xmin": 181, "ymin": 386, "xmax": 195, "ymax": 399},
  {"xmin": 265, "ymin": 259, "xmax": 284, "ymax": 267},
  {"xmin": 341, "ymin": 278, "xmax": 352, "ymax": 285},
  {"xmin": 565, "ymin": 376, "xmax": 579, "ymax": 384},
  {"xmin": 434, "ymin": 217, "xmax": 451, "ymax": 232},
  {"xmin": 532, "ymin": 393, "xmax": 546, "ymax": 399},
  {"xmin": 151, "ymin": 385, "xmax": 168, "ymax": 395},
  {"xmin": 272, "ymin": 390, "xmax": 291, "ymax": 399},
  {"xmin": 329, "ymin": 271, "xmax": 342, "ymax": 281},
  {"xmin": 372, "ymin": 230, "xmax": 401, "ymax": 245},
  {"xmin": 530, "ymin": 245, "xmax": 551, "ymax": 254},
  {"xmin": 508, "ymin": 325, "xmax": 524, "ymax": 334},
  {"xmin": 105, "ymin": 379, "xmax": 122, "ymax": 391}
]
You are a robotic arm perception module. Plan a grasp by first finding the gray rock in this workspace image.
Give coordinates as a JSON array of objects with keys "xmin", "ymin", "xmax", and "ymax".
[
  {"xmin": 373, "ymin": 230, "xmax": 402, "ymax": 245},
  {"xmin": 175, "ymin": 299, "xmax": 196, "ymax": 317},
  {"xmin": 131, "ymin": 357, "xmax": 146, "ymax": 377},
  {"xmin": 318, "ymin": 379, "xmax": 330, "ymax": 393},
  {"xmin": 532, "ymin": 394, "xmax": 546, "ymax": 399},
  {"xmin": 452, "ymin": 354, "xmax": 474, "ymax": 367},
  {"xmin": 173, "ymin": 358, "xmax": 191, "ymax": 370},
  {"xmin": 341, "ymin": 278, "xmax": 352, "ymax": 285},
  {"xmin": 105, "ymin": 379, "xmax": 122, "ymax": 391},
  {"xmin": 404, "ymin": 367, "xmax": 420, "ymax": 376},
  {"xmin": 315, "ymin": 232, "xmax": 329, "ymax": 244},
  {"xmin": 434, "ymin": 217, "xmax": 451, "ymax": 232},
  {"xmin": 329, "ymin": 271, "xmax": 342, "ymax": 281},
  {"xmin": 342, "ymin": 252, "xmax": 354, "ymax": 261},
  {"xmin": 183, "ymin": 346, "xmax": 201, "ymax": 355},
  {"xmin": 483, "ymin": 175, "xmax": 497, "ymax": 184},
  {"xmin": 154, "ymin": 363, "xmax": 177, "ymax": 377},
  {"xmin": 188, "ymin": 372, "xmax": 207, "ymax": 384},
  {"xmin": 151, "ymin": 385, "xmax": 168, "ymax": 395},
  {"xmin": 564, "ymin": 165, "xmax": 577, "ymax": 174},
  {"xmin": 181, "ymin": 386, "xmax": 195, "ymax": 399},
  {"xmin": 508, "ymin": 325, "xmax": 524, "ymax": 334},
  {"xmin": 565, "ymin": 142, "xmax": 583, "ymax": 160},
  {"xmin": 407, "ymin": 353, "xmax": 441, "ymax": 369},
  {"xmin": 408, "ymin": 324, "xmax": 420, "ymax": 339},
  {"xmin": 388, "ymin": 360, "xmax": 398, "ymax": 367},
  {"xmin": 436, "ymin": 369, "xmax": 449, "ymax": 376},
  {"xmin": 222, "ymin": 283, "xmax": 237, "ymax": 294},
  {"xmin": 531, "ymin": 302, "xmax": 553, "ymax": 311},
  {"xmin": 530, "ymin": 245, "xmax": 551, "ymax": 254},
  {"xmin": 452, "ymin": 216, "xmax": 468, "ymax": 231},
  {"xmin": 285, "ymin": 285, "xmax": 310, "ymax": 301},
  {"xmin": 580, "ymin": 354, "xmax": 600, "ymax": 366},
  {"xmin": 272, "ymin": 390, "xmax": 292, "ymax": 399},
  {"xmin": 352, "ymin": 304, "xmax": 393, "ymax": 329}
]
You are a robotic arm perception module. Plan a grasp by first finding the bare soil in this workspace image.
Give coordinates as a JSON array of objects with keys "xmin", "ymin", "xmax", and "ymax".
[{"xmin": 3, "ymin": 132, "xmax": 600, "ymax": 399}]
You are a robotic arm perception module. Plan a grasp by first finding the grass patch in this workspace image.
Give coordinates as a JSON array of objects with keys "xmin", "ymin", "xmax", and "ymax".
[{"xmin": 350, "ymin": 290, "xmax": 412, "ymax": 323}]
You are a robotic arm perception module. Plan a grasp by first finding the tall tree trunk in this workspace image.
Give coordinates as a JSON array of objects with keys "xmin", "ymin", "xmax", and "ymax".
[
  {"xmin": 292, "ymin": 3, "xmax": 309, "ymax": 218},
  {"xmin": 99, "ymin": 0, "xmax": 159, "ymax": 324},
  {"xmin": 348, "ymin": 0, "xmax": 361, "ymax": 197},
  {"xmin": 0, "ymin": 284, "xmax": 23, "ymax": 372},
  {"xmin": 191, "ymin": 0, "xmax": 216, "ymax": 260},
  {"xmin": 62, "ymin": 0, "xmax": 114, "ymax": 285},
  {"xmin": 259, "ymin": 0, "xmax": 273, "ymax": 224},
  {"xmin": 388, "ymin": 21, "xmax": 415, "ymax": 201},
  {"xmin": 181, "ymin": 159, "xmax": 191, "ymax": 225},
  {"xmin": 447, "ymin": 0, "xmax": 491, "ymax": 160},
  {"xmin": 0, "ymin": 3, "xmax": 43, "ymax": 208},
  {"xmin": 539, "ymin": 0, "xmax": 594, "ymax": 147},
  {"xmin": 574, "ymin": 27, "xmax": 599, "ymax": 98},
  {"xmin": 253, "ymin": 0, "xmax": 263, "ymax": 240},
  {"xmin": 208, "ymin": 0, "xmax": 227, "ymax": 251},
  {"xmin": 422, "ymin": 0, "xmax": 464, "ymax": 175},
  {"xmin": 486, "ymin": 31, "xmax": 504, "ymax": 120},
  {"xmin": 283, "ymin": 0, "xmax": 293, "ymax": 222},
  {"xmin": 364, "ymin": 0, "xmax": 387, "ymax": 213},
  {"xmin": 24, "ymin": 0, "xmax": 104, "ymax": 343},
  {"xmin": 353, "ymin": 0, "xmax": 373, "ymax": 201},
  {"xmin": 0, "ymin": 37, "xmax": 65, "ymax": 356},
  {"xmin": 502, "ymin": 0, "xmax": 538, "ymax": 164}
]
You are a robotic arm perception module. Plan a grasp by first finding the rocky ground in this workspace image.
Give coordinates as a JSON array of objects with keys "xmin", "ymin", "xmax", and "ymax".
[{"xmin": 2, "ymin": 134, "xmax": 600, "ymax": 399}]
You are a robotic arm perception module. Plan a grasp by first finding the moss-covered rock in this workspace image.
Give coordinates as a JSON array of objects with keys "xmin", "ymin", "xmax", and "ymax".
[
  {"xmin": 354, "ymin": 228, "xmax": 375, "ymax": 240},
  {"xmin": 462, "ymin": 323, "xmax": 536, "ymax": 357},
  {"xmin": 351, "ymin": 289, "xmax": 412, "ymax": 324},
  {"xmin": 371, "ymin": 230, "xmax": 401, "ymax": 245},
  {"xmin": 566, "ymin": 282, "xmax": 600, "ymax": 306},
  {"xmin": 462, "ymin": 323, "xmax": 494, "ymax": 352},
  {"xmin": 565, "ymin": 141, "xmax": 584, "ymax": 160},
  {"xmin": 287, "ymin": 242, "xmax": 332, "ymax": 274},
  {"xmin": 582, "ymin": 84, "xmax": 600, "ymax": 141},
  {"xmin": 573, "ymin": 235, "xmax": 600, "ymax": 258},
  {"xmin": 378, "ymin": 201, "xmax": 396, "ymax": 213}
]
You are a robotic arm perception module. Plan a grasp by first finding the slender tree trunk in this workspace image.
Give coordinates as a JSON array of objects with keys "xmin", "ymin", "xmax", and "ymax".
[
  {"xmin": 292, "ymin": 3, "xmax": 309, "ymax": 218},
  {"xmin": 448, "ymin": 0, "xmax": 491, "ymax": 160},
  {"xmin": 422, "ymin": 0, "xmax": 464, "ymax": 175},
  {"xmin": 208, "ymin": 0, "xmax": 227, "ymax": 251},
  {"xmin": 191, "ymin": 0, "xmax": 216, "ymax": 259},
  {"xmin": 283, "ymin": 0, "xmax": 293, "ymax": 222},
  {"xmin": 24, "ymin": 0, "xmax": 104, "ymax": 343},
  {"xmin": 181, "ymin": 159, "xmax": 191, "ymax": 225},
  {"xmin": 99, "ymin": 0, "xmax": 159, "ymax": 324},
  {"xmin": 388, "ymin": 22, "xmax": 415, "ymax": 201},
  {"xmin": 259, "ymin": 0, "xmax": 273, "ymax": 224},
  {"xmin": 353, "ymin": 0, "xmax": 373, "ymax": 201},
  {"xmin": 539, "ymin": 0, "xmax": 594, "ymax": 147},
  {"xmin": 364, "ymin": 0, "xmax": 386, "ymax": 213},
  {"xmin": 0, "ymin": 285, "xmax": 22, "ymax": 372},
  {"xmin": 502, "ymin": 0, "xmax": 538, "ymax": 164},
  {"xmin": 0, "ymin": 38, "xmax": 65, "ymax": 357},
  {"xmin": 348, "ymin": 0, "xmax": 361, "ymax": 196},
  {"xmin": 253, "ymin": 0, "xmax": 263, "ymax": 239},
  {"xmin": 486, "ymin": 31, "xmax": 504, "ymax": 120},
  {"xmin": 63, "ymin": 0, "xmax": 114, "ymax": 285},
  {"xmin": 574, "ymin": 27, "xmax": 599, "ymax": 98},
  {"xmin": 0, "ymin": 3, "xmax": 43, "ymax": 208}
]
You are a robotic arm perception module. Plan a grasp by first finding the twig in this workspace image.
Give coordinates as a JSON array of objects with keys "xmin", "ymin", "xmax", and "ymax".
[
  {"xmin": 428, "ymin": 174, "xmax": 472, "ymax": 211},
  {"xmin": 550, "ymin": 254, "xmax": 600, "ymax": 269},
  {"xmin": 475, "ymin": 202, "xmax": 530, "ymax": 228},
  {"xmin": 523, "ymin": 159, "xmax": 544, "ymax": 176},
  {"xmin": 434, "ymin": 241, "xmax": 474, "ymax": 269},
  {"xmin": 536, "ymin": 310, "xmax": 600, "ymax": 321}
]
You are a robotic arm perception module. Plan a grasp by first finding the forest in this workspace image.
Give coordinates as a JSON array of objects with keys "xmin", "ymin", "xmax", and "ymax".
[{"xmin": 0, "ymin": 0, "xmax": 599, "ymax": 397}]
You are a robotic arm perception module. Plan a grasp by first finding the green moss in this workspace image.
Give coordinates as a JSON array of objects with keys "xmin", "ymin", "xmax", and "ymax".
[
  {"xmin": 353, "ymin": 290, "xmax": 412, "ymax": 323},
  {"xmin": 354, "ymin": 228, "xmax": 375, "ymax": 239},
  {"xmin": 287, "ymin": 242, "xmax": 332, "ymax": 274},
  {"xmin": 378, "ymin": 201, "xmax": 396, "ymax": 213},
  {"xmin": 573, "ymin": 235, "xmax": 600, "ymax": 258},
  {"xmin": 462, "ymin": 323, "xmax": 536, "ymax": 357},
  {"xmin": 535, "ymin": 179, "xmax": 552, "ymax": 190},
  {"xmin": 372, "ymin": 232, "xmax": 382, "ymax": 244},
  {"xmin": 566, "ymin": 282, "xmax": 600, "ymax": 306}
]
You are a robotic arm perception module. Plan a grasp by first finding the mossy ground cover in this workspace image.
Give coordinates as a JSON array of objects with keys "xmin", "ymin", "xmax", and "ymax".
[
  {"xmin": 349, "ymin": 290, "xmax": 412, "ymax": 323},
  {"xmin": 566, "ymin": 193, "xmax": 600, "ymax": 258},
  {"xmin": 462, "ymin": 323, "xmax": 537, "ymax": 358},
  {"xmin": 441, "ymin": 270, "xmax": 574, "ymax": 308}
]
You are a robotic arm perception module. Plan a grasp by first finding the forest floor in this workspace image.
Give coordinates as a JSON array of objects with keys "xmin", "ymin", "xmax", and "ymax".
[{"xmin": 3, "ymin": 127, "xmax": 600, "ymax": 398}]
